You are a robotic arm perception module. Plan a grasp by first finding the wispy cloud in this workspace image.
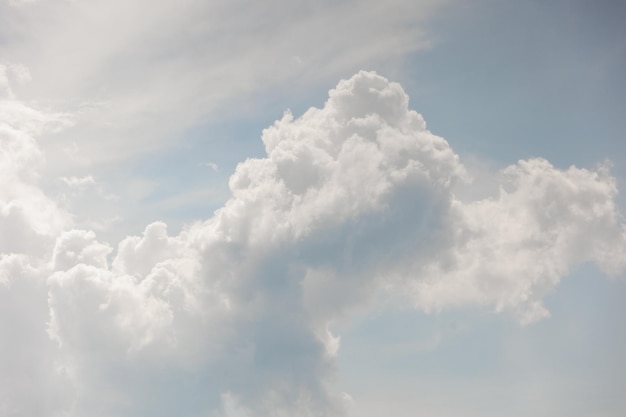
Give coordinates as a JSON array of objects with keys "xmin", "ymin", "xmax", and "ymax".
[
  {"xmin": 60, "ymin": 175, "xmax": 96, "ymax": 188},
  {"xmin": 201, "ymin": 162, "xmax": 219, "ymax": 172},
  {"xmin": 0, "ymin": 0, "xmax": 449, "ymax": 168}
]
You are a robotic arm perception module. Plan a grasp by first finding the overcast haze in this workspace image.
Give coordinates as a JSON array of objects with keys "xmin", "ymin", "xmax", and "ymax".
[{"xmin": 1, "ymin": 1, "xmax": 625, "ymax": 416}]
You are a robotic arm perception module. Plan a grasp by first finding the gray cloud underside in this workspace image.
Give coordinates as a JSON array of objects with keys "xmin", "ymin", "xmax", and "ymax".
[{"xmin": 1, "ymin": 70, "xmax": 625, "ymax": 417}]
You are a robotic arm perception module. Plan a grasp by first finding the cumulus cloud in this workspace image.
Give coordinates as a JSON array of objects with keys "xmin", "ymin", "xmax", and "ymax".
[
  {"xmin": 1, "ymin": 70, "xmax": 625, "ymax": 416},
  {"xmin": 410, "ymin": 158, "xmax": 626, "ymax": 324}
]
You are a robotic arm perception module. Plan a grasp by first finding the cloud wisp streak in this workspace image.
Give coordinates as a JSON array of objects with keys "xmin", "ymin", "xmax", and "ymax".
[
  {"xmin": 1, "ymin": 70, "xmax": 625, "ymax": 416},
  {"xmin": 0, "ymin": 0, "xmax": 448, "ymax": 168}
]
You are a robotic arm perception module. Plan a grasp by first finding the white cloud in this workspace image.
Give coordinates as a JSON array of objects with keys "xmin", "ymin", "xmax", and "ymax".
[
  {"xmin": 203, "ymin": 162, "xmax": 220, "ymax": 172},
  {"xmin": 0, "ymin": 71, "xmax": 72, "ymax": 256},
  {"xmin": 60, "ymin": 175, "xmax": 96, "ymax": 188},
  {"xmin": 2, "ymin": 0, "xmax": 454, "ymax": 245},
  {"xmin": 0, "ymin": 0, "xmax": 449, "ymax": 170},
  {"xmin": 0, "ymin": 254, "xmax": 73, "ymax": 417},
  {"xmin": 0, "ymin": 69, "xmax": 76, "ymax": 416},
  {"xmin": 410, "ymin": 158, "xmax": 626, "ymax": 324},
  {"xmin": 0, "ymin": 70, "xmax": 624, "ymax": 416}
]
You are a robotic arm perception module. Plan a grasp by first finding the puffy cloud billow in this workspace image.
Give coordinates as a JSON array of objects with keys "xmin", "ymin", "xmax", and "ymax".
[{"xmin": 1, "ymin": 70, "xmax": 625, "ymax": 416}]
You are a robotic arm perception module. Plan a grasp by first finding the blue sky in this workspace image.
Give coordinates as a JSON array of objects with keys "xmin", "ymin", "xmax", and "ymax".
[{"xmin": 1, "ymin": 1, "xmax": 625, "ymax": 416}]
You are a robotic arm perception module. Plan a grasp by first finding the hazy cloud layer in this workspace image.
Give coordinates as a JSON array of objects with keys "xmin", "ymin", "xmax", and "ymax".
[
  {"xmin": 1, "ymin": 70, "xmax": 625, "ymax": 416},
  {"xmin": 0, "ymin": 0, "xmax": 448, "ymax": 168}
]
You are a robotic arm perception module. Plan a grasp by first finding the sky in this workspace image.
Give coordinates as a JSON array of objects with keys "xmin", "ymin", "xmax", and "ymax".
[{"xmin": 1, "ymin": 0, "xmax": 625, "ymax": 416}]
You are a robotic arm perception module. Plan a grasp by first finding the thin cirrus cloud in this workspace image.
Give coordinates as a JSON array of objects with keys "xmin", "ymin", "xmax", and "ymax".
[
  {"xmin": 0, "ymin": 0, "xmax": 448, "ymax": 169},
  {"xmin": 1, "ymin": 69, "xmax": 625, "ymax": 416}
]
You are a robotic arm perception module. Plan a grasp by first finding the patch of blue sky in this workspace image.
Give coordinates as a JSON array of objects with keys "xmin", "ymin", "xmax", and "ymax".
[
  {"xmin": 337, "ymin": 263, "xmax": 626, "ymax": 417},
  {"xmin": 401, "ymin": 0, "xmax": 626, "ymax": 174}
]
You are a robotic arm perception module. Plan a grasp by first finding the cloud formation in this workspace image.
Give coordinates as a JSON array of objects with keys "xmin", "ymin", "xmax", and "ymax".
[
  {"xmin": 0, "ymin": 0, "xmax": 448, "ymax": 168},
  {"xmin": 1, "ymin": 70, "xmax": 625, "ymax": 416},
  {"xmin": 0, "ymin": 64, "xmax": 74, "ymax": 416},
  {"xmin": 412, "ymin": 158, "xmax": 626, "ymax": 324}
]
